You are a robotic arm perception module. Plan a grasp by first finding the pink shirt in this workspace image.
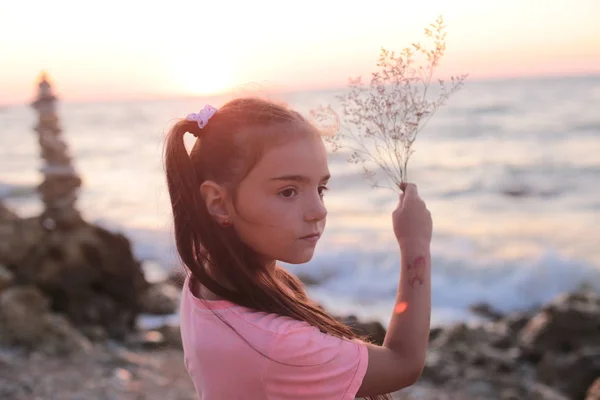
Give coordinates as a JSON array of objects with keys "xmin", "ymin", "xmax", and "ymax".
[{"xmin": 180, "ymin": 276, "xmax": 369, "ymax": 399}]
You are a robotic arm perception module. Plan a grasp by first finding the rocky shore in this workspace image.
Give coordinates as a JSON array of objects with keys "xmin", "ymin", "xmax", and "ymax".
[
  {"xmin": 1, "ymin": 196, "xmax": 600, "ymax": 400},
  {"xmin": 1, "ymin": 239, "xmax": 599, "ymax": 399}
]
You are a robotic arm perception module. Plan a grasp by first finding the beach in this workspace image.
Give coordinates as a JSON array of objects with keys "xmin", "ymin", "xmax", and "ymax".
[{"xmin": 1, "ymin": 74, "xmax": 600, "ymax": 399}]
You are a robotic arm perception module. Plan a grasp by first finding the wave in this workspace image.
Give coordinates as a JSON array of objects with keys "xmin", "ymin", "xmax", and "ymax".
[{"xmin": 284, "ymin": 247, "xmax": 600, "ymax": 326}]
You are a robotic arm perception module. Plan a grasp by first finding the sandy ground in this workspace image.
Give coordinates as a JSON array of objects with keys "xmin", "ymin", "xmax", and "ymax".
[
  {"xmin": 0, "ymin": 343, "xmax": 196, "ymax": 400},
  {"xmin": 0, "ymin": 342, "xmax": 470, "ymax": 400}
]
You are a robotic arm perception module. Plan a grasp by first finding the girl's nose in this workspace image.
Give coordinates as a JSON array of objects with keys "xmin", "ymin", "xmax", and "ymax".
[{"xmin": 304, "ymin": 193, "xmax": 327, "ymax": 222}]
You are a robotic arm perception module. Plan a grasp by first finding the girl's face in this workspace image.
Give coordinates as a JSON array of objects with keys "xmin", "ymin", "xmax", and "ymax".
[{"xmin": 230, "ymin": 134, "xmax": 329, "ymax": 265}]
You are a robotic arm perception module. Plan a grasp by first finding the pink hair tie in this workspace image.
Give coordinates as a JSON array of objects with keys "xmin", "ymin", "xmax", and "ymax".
[{"xmin": 186, "ymin": 105, "xmax": 218, "ymax": 130}]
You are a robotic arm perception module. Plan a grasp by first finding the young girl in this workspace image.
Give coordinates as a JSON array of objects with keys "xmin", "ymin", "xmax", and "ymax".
[{"xmin": 164, "ymin": 98, "xmax": 432, "ymax": 400}]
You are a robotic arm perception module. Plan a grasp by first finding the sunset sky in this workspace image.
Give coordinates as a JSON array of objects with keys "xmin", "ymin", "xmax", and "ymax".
[{"xmin": 1, "ymin": 0, "xmax": 599, "ymax": 104}]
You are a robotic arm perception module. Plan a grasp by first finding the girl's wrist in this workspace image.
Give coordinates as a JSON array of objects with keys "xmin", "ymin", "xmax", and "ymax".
[{"xmin": 398, "ymin": 240, "xmax": 430, "ymax": 257}]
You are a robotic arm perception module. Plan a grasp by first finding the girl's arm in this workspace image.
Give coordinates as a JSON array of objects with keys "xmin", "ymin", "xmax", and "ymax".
[{"xmin": 356, "ymin": 184, "xmax": 432, "ymax": 397}]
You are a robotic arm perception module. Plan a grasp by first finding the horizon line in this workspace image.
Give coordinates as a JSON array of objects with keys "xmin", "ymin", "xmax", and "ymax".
[{"xmin": 1, "ymin": 71, "xmax": 599, "ymax": 109}]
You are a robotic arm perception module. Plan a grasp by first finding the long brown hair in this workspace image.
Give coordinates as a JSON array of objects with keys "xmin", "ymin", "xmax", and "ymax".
[{"xmin": 164, "ymin": 98, "xmax": 390, "ymax": 400}]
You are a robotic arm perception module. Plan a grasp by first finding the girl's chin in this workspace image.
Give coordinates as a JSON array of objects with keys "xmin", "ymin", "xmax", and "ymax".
[{"xmin": 279, "ymin": 249, "xmax": 316, "ymax": 265}]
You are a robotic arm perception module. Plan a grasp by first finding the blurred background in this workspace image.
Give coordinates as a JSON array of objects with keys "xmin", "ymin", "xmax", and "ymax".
[{"xmin": 1, "ymin": 0, "xmax": 599, "ymax": 330}]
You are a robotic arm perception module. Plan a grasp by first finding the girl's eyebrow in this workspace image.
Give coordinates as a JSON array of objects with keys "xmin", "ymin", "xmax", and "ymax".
[{"xmin": 269, "ymin": 174, "xmax": 331, "ymax": 183}]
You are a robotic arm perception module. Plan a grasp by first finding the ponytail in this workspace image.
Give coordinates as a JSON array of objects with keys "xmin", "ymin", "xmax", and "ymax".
[{"xmin": 164, "ymin": 120, "xmax": 237, "ymax": 300}]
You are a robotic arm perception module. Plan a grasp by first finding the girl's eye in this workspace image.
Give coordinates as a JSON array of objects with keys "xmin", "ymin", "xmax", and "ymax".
[
  {"xmin": 318, "ymin": 185, "xmax": 329, "ymax": 197},
  {"xmin": 279, "ymin": 188, "xmax": 298, "ymax": 198}
]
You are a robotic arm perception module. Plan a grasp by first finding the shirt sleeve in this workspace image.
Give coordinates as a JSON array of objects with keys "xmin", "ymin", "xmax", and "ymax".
[{"xmin": 265, "ymin": 321, "xmax": 369, "ymax": 400}]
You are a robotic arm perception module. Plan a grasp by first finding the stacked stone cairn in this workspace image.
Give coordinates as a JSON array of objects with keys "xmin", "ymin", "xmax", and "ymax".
[{"xmin": 31, "ymin": 72, "xmax": 82, "ymax": 229}]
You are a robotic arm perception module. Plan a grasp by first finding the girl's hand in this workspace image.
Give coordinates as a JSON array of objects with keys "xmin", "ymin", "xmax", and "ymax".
[{"xmin": 392, "ymin": 183, "xmax": 432, "ymax": 251}]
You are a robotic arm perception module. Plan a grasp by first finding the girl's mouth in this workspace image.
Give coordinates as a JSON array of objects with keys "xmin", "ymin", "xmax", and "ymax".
[{"xmin": 300, "ymin": 233, "xmax": 321, "ymax": 242}]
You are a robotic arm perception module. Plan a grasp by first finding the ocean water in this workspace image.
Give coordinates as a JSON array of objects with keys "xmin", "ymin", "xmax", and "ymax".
[{"xmin": 1, "ymin": 75, "xmax": 599, "ymax": 327}]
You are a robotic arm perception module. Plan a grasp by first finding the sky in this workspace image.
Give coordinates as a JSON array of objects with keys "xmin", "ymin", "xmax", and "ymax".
[{"xmin": 1, "ymin": 0, "xmax": 599, "ymax": 104}]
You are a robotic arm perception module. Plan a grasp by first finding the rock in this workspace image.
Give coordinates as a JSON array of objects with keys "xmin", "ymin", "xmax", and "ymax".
[
  {"xmin": 503, "ymin": 311, "xmax": 534, "ymax": 336},
  {"xmin": 126, "ymin": 330, "xmax": 167, "ymax": 349},
  {"xmin": 0, "ymin": 285, "xmax": 49, "ymax": 347},
  {"xmin": 565, "ymin": 282, "xmax": 599, "ymax": 304},
  {"xmin": 32, "ymin": 73, "xmax": 83, "ymax": 228},
  {"xmin": 471, "ymin": 345, "xmax": 521, "ymax": 373},
  {"xmin": 111, "ymin": 367, "xmax": 133, "ymax": 388},
  {"xmin": 587, "ymin": 377, "xmax": 600, "ymax": 400},
  {"xmin": 519, "ymin": 288, "xmax": 600, "ymax": 355},
  {"xmin": 334, "ymin": 285, "xmax": 600, "ymax": 399},
  {"xmin": 422, "ymin": 348, "xmax": 462, "ymax": 384},
  {"xmin": 0, "ymin": 202, "xmax": 22, "ymax": 265},
  {"xmin": 421, "ymin": 320, "xmax": 539, "ymax": 392},
  {"xmin": 0, "ymin": 264, "xmax": 13, "ymax": 292},
  {"xmin": 124, "ymin": 324, "xmax": 181, "ymax": 350},
  {"xmin": 7, "ymin": 219, "xmax": 148, "ymax": 338},
  {"xmin": 463, "ymin": 379, "xmax": 495, "ymax": 398},
  {"xmin": 378, "ymin": 285, "xmax": 600, "ymax": 398},
  {"xmin": 0, "ymin": 285, "xmax": 91, "ymax": 354},
  {"xmin": 537, "ymin": 347, "xmax": 600, "ymax": 399},
  {"xmin": 338, "ymin": 315, "xmax": 386, "ymax": 345},
  {"xmin": 430, "ymin": 322, "xmax": 471, "ymax": 348},
  {"xmin": 139, "ymin": 281, "xmax": 180, "ymax": 315},
  {"xmin": 80, "ymin": 325, "xmax": 109, "ymax": 341},
  {"xmin": 0, "ymin": 215, "xmax": 46, "ymax": 267},
  {"xmin": 422, "ymin": 324, "xmax": 480, "ymax": 383},
  {"xmin": 487, "ymin": 312, "xmax": 531, "ymax": 350},
  {"xmin": 429, "ymin": 326, "xmax": 443, "ymax": 341},
  {"xmin": 526, "ymin": 382, "xmax": 571, "ymax": 400},
  {"xmin": 501, "ymin": 387, "xmax": 521, "ymax": 399},
  {"xmin": 470, "ymin": 302, "xmax": 505, "ymax": 321},
  {"xmin": 41, "ymin": 313, "xmax": 93, "ymax": 355},
  {"xmin": 157, "ymin": 324, "xmax": 183, "ymax": 348}
]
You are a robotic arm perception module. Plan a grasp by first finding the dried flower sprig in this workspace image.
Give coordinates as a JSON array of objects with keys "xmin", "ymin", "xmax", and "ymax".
[{"xmin": 311, "ymin": 16, "xmax": 468, "ymax": 193}]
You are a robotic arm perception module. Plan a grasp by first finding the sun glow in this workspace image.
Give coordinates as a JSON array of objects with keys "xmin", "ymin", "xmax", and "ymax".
[
  {"xmin": 168, "ymin": 38, "xmax": 237, "ymax": 96},
  {"xmin": 1, "ymin": 0, "xmax": 599, "ymax": 103},
  {"xmin": 172, "ymin": 58, "xmax": 235, "ymax": 96}
]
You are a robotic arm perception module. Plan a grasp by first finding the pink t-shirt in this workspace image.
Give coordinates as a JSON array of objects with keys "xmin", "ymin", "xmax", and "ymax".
[{"xmin": 180, "ymin": 275, "xmax": 369, "ymax": 399}]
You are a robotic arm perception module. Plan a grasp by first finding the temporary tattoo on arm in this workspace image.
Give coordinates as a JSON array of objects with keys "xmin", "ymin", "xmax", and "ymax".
[{"xmin": 407, "ymin": 256, "xmax": 427, "ymax": 288}]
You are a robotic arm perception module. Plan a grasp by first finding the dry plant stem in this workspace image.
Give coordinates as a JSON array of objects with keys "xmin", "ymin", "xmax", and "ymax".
[{"xmin": 311, "ymin": 16, "xmax": 468, "ymax": 193}]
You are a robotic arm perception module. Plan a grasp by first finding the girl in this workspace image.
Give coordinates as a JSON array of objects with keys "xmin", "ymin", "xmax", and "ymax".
[{"xmin": 164, "ymin": 98, "xmax": 432, "ymax": 400}]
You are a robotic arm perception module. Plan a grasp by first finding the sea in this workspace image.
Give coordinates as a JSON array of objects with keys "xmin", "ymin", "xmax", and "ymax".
[{"xmin": 1, "ymin": 75, "xmax": 599, "ymax": 328}]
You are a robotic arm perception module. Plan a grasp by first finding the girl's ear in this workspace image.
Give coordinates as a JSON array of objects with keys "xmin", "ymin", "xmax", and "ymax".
[{"xmin": 200, "ymin": 181, "xmax": 231, "ymax": 225}]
